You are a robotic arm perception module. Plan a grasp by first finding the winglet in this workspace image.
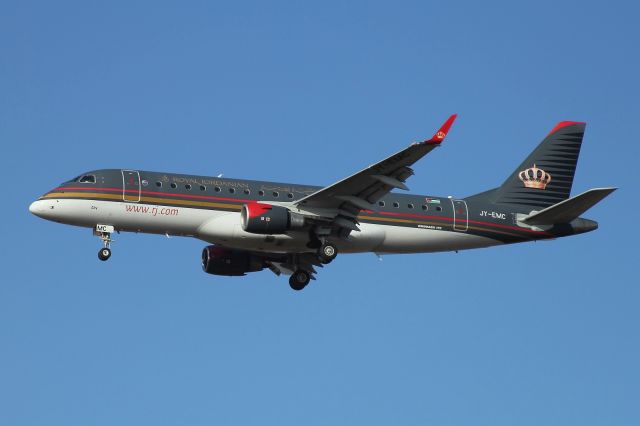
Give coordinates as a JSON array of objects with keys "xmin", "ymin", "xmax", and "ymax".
[{"xmin": 426, "ymin": 114, "xmax": 457, "ymax": 144}]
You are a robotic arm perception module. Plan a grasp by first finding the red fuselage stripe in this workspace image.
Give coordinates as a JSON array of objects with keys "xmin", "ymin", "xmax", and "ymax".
[{"xmin": 51, "ymin": 187, "xmax": 548, "ymax": 236}]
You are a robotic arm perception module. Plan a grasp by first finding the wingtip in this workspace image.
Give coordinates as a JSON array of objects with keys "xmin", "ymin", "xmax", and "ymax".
[{"xmin": 426, "ymin": 114, "xmax": 457, "ymax": 144}]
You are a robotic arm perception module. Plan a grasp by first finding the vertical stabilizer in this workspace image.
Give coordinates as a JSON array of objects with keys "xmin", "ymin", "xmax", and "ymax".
[{"xmin": 492, "ymin": 121, "xmax": 586, "ymax": 208}]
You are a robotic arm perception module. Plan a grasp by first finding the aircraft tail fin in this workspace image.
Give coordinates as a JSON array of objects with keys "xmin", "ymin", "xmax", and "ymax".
[
  {"xmin": 491, "ymin": 121, "xmax": 586, "ymax": 208},
  {"xmin": 520, "ymin": 187, "xmax": 616, "ymax": 225}
]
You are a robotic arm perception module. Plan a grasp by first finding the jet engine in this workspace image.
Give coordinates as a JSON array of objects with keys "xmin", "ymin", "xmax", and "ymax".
[
  {"xmin": 201, "ymin": 245, "xmax": 265, "ymax": 276},
  {"xmin": 240, "ymin": 203, "xmax": 305, "ymax": 234}
]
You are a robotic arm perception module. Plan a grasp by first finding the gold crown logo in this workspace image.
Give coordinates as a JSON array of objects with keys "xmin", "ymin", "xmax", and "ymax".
[{"xmin": 518, "ymin": 164, "xmax": 551, "ymax": 190}]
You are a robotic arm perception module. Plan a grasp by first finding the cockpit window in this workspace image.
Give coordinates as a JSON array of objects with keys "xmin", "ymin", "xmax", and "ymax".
[{"xmin": 79, "ymin": 175, "xmax": 96, "ymax": 183}]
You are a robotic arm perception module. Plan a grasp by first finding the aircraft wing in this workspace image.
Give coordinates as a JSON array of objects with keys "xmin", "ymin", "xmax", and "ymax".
[{"xmin": 294, "ymin": 114, "xmax": 457, "ymax": 231}]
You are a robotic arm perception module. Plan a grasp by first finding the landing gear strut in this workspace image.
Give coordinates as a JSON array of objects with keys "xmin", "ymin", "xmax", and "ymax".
[
  {"xmin": 94, "ymin": 225, "xmax": 115, "ymax": 261},
  {"xmin": 289, "ymin": 270, "xmax": 311, "ymax": 291},
  {"xmin": 318, "ymin": 242, "xmax": 338, "ymax": 264}
]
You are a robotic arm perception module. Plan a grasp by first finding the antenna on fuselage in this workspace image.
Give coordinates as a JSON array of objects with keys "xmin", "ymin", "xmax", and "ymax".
[{"xmin": 217, "ymin": 173, "xmax": 223, "ymax": 178}]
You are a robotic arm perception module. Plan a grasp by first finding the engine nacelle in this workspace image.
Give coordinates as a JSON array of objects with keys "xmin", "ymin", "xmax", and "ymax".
[
  {"xmin": 240, "ymin": 203, "xmax": 305, "ymax": 235},
  {"xmin": 201, "ymin": 245, "xmax": 265, "ymax": 276}
]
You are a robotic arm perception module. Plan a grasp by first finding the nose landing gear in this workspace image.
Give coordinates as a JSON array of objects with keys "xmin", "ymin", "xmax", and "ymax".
[{"xmin": 94, "ymin": 224, "xmax": 115, "ymax": 261}]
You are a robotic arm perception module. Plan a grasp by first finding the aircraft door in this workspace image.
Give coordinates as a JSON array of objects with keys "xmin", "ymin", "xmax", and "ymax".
[
  {"xmin": 122, "ymin": 170, "xmax": 141, "ymax": 202},
  {"xmin": 452, "ymin": 199, "xmax": 468, "ymax": 231}
]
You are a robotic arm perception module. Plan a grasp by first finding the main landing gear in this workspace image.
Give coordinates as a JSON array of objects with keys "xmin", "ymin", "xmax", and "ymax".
[
  {"xmin": 285, "ymin": 242, "xmax": 338, "ymax": 291},
  {"xmin": 318, "ymin": 242, "xmax": 338, "ymax": 264},
  {"xmin": 94, "ymin": 224, "xmax": 115, "ymax": 261},
  {"xmin": 307, "ymin": 232, "xmax": 339, "ymax": 264},
  {"xmin": 289, "ymin": 270, "xmax": 311, "ymax": 291}
]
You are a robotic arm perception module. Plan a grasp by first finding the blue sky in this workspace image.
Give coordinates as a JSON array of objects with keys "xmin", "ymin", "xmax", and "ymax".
[{"xmin": 1, "ymin": 1, "xmax": 638, "ymax": 425}]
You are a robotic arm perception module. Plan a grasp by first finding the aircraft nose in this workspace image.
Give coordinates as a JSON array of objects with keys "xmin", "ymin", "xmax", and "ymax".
[{"xmin": 29, "ymin": 200, "xmax": 46, "ymax": 217}]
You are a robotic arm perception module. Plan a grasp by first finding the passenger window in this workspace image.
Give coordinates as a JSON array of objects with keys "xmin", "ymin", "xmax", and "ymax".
[
  {"xmin": 214, "ymin": 187, "xmax": 221, "ymax": 192},
  {"xmin": 244, "ymin": 189, "xmax": 250, "ymax": 195},
  {"xmin": 200, "ymin": 185, "xmax": 206, "ymax": 191},
  {"xmin": 287, "ymin": 193, "xmax": 293, "ymax": 199},
  {"xmin": 79, "ymin": 175, "xmax": 96, "ymax": 183},
  {"xmin": 408, "ymin": 203, "xmax": 414, "ymax": 209},
  {"xmin": 156, "ymin": 181, "xmax": 162, "ymax": 188},
  {"xmin": 436, "ymin": 206, "xmax": 442, "ymax": 211},
  {"xmin": 378, "ymin": 201, "xmax": 385, "ymax": 207},
  {"xmin": 185, "ymin": 184, "xmax": 192, "ymax": 191},
  {"xmin": 422, "ymin": 204, "xmax": 428, "ymax": 211},
  {"xmin": 258, "ymin": 190, "xmax": 265, "ymax": 196},
  {"xmin": 393, "ymin": 202, "xmax": 399, "ymax": 208},
  {"xmin": 170, "ymin": 183, "xmax": 177, "ymax": 189},
  {"xmin": 272, "ymin": 191, "xmax": 279, "ymax": 197},
  {"xmin": 229, "ymin": 188, "xmax": 235, "ymax": 194}
]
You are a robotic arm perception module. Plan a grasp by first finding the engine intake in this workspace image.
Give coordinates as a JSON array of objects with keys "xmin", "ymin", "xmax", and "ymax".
[
  {"xmin": 240, "ymin": 203, "xmax": 305, "ymax": 234},
  {"xmin": 201, "ymin": 245, "xmax": 265, "ymax": 276}
]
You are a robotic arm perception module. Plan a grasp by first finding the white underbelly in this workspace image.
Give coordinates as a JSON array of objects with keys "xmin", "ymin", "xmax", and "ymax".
[
  {"xmin": 35, "ymin": 199, "xmax": 213, "ymax": 236},
  {"xmin": 36, "ymin": 199, "xmax": 501, "ymax": 254},
  {"xmin": 375, "ymin": 224, "xmax": 501, "ymax": 253}
]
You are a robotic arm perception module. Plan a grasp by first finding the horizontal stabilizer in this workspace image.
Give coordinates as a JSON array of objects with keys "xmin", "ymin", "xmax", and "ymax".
[{"xmin": 521, "ymin": 187, "xmax": 617, "ymax": 225}]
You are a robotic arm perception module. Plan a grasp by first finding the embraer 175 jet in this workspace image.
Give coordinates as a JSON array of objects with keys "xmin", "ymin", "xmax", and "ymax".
[{"xmin": 29, "ymin": 116, "xmax": 615, "ymax": 290}]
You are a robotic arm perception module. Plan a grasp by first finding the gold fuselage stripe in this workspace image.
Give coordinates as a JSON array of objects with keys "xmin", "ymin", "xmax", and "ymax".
[{"xmin": 43, "ymin": 191, "xmax": 526, "ymax": 238}]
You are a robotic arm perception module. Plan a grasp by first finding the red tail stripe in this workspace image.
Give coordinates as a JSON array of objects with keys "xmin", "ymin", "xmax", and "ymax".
[{"xmin": 546, "ymin": 121, "xmax": 585, "ymax": 137}]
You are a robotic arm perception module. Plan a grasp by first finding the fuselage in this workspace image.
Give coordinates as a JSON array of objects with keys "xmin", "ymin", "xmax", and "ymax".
[{"xmin": 29, "ymin": 169, "xmax": 596, "ymax": 255}]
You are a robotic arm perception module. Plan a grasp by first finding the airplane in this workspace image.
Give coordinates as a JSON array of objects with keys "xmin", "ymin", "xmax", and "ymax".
[{"xmin": 29, "ymin": 115, "xmax": 616, "ymax": 290}]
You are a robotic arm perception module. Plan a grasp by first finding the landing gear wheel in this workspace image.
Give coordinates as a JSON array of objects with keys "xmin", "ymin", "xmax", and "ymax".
[
  {"xmin": 318, "ymin": 243, "xmax": 338, "ymax": 264},
  {"xmin": 98, "ymin": 247, "xmax": 112, "ymax": 261},
  {"xmin": 289, "ymin": 270, "xmax": 311, "ymax": 291}
]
